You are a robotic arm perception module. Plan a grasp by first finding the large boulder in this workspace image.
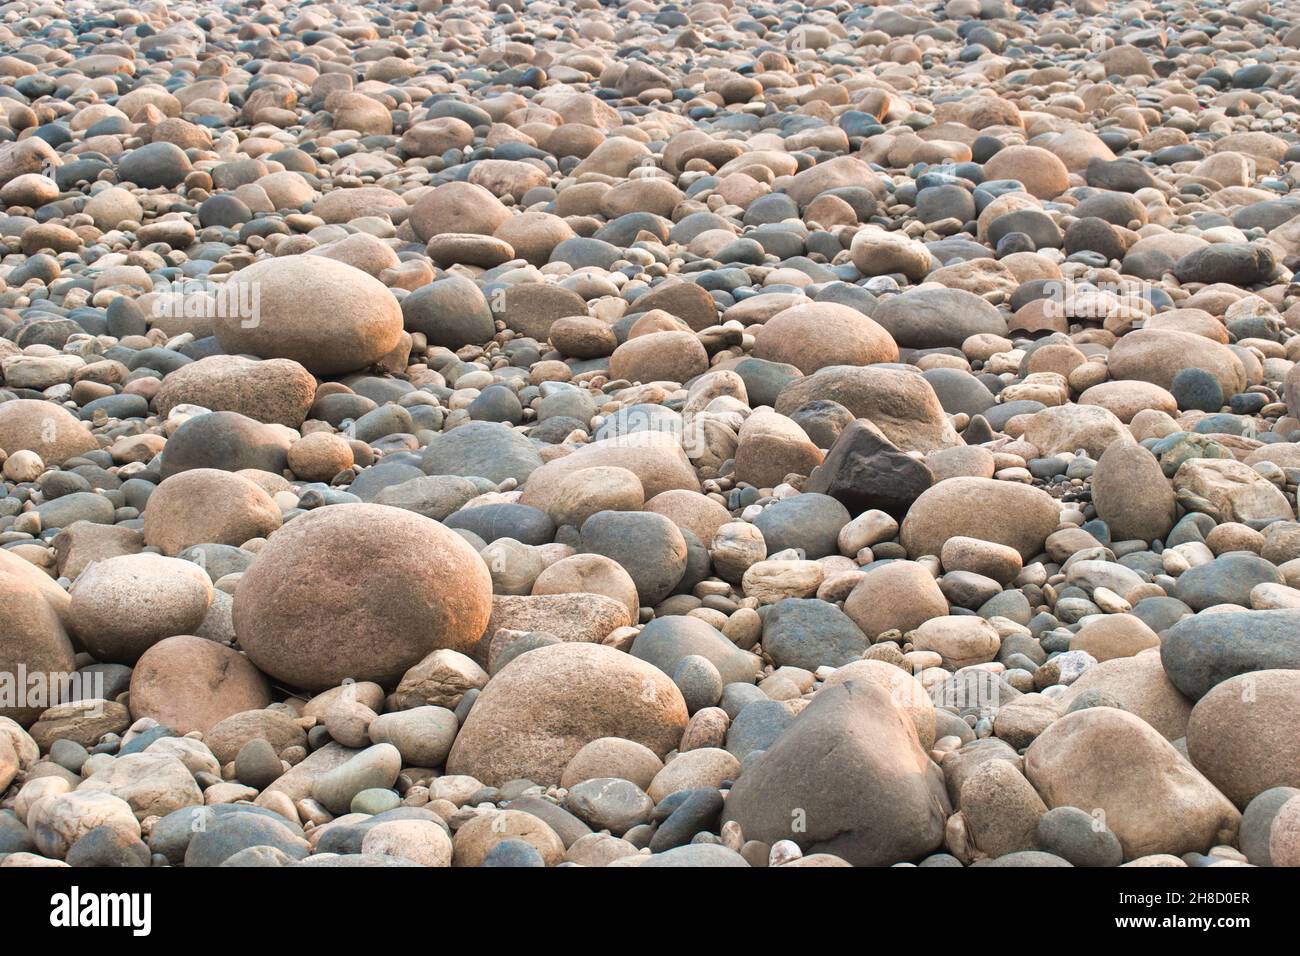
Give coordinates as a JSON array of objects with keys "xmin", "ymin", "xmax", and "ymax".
[
  {"xmin": 630, "ymin": 280, "xmax": 717, "ymax": 332},
  {"xmin": 1161, "ymin": 609, "xmax": 1300, "ymax": 700},
  {"xmin": 143, "ymin": 469, "xmax": 282, "ymax": 555},
  {"xmin": 158, "ymin": 411, "xmax": 291, "ymax": 479},
  {"xmin": 722, "ymin": 681, "xmax": 949, "ymax": 866},
  {"xmin": 79, "ymin": 752, "xmax": 203, "ymax": 821},
  {"xmin": 401, "ymin": 275, "xmax": 495, "ymax": 351},
  {"xmin": 803, "ymin": 420, "xmax": 934, "ymax": 519},
  {"xmin": 909, "ymin": 616, "xmax": 1001, "ymax": 669},
  {"xmin": 0, "ymin": 399, "xmax": 97, "ymax": 464},
  {"xmin": 421, "ymin": 421, "xmax": 544, "ymax": 485},
  {"xmin": 1057, "ymin": 652, "xmax": 1192, "ymax": 741},
  {"xmin": 154, "ymin": 356, "xmax": 317, "ymax": 428},
  {"xmin": 312, "ymin": 186, "xmax": 405, "ymax": 224},
  {"xmin": 843, "ymin": 559, "xmax": 948, "ymax": 639},
  {"xmin": 519, "ymin": 431, "xmax": 701, "ymax": 507},
  {"xmin": 1107, "ymin": 328, "xmax": 1247, "ymax": 398},
  {"xmin": 901, "ymin": 477, "xmax": 1060, "ymax": 560},
  {"xmin": 52, "ymin": 523, "xmax": 144, "ymax": 583},
  {"xmin": 849, "ymin": 226, "xmax": 932, "ymax": 280},
  {"xmin": 1173, "ymin": 243, "xmax": 1275, "ymax": 286},
  {"xmin": 1021, "ymin": 404, "xmax": 1131, "ymax": 458},
  {"xmin": 400, "ymin": 117, "xmax": 474, "ymax": 158},
  {"xmin": 1024, "ymin": 707, "xmax": 1240, "ymax": 859},
  {"xmin": 531, "ymin": 555, "xmax": 639, "ymax": 620},
  {"xmin": 128, "ymin": 635, "xmax": 271, "ymax": 734},
  {"xmin": 786, "ymin": 155, "xmax": 885, "ymax": 206},
  {"xmin": 409, "ymin": 181, "xmax": 511, "ymax": 242},
  {"xmin": 580, "ymin": 511, "xmax": 688, "ymax": 607},
  {"xmin": 492, "ymin": 282, "xmax": 589, "ymax": 341},
  {"xmin": 752, "ymin": 302, "xmax": 898, "ymax": 373},
  {"xmin": 0, "ymin": 548, "xmax": 69, "ymax": 623},
  {"xmin": 732, "ymin": 411, "xmax": 823, "ymax": 489},
  {"xmin": 869, "ymin": 288, "xmax": 1008, "ymax": 349},
  {"xmin": 1069, "ymin": 614, "xmax": 1161, "ymax": 663},
  {"xmin": 1091, "ymin": 442, "xmax": 1176, "ymax": 543},
  {"xmin": 820, "ymin": 659, "xmax": 936, "ymax": 749},
  {"xmin": 531, "ymin": 466, "xmax": 645, "ymax": 529},
  {"xmin": 445, "ymin": 643, "xmax": 689, "ymax": 786},
  {"xmin": 233, "ymin": 504, "xmax": 492, "ymax": 691},
  {"xmin": 983, "ymin": 145, "xmax": 1070, "ymax": 199},
  {"xmin": 27, "ymin": 790, "xmax": 139, "ymax": 860},
  {"xmin": 960, "ymin": 760, "xmax": 1047, "ymax": 859},
  {"xmin": 608, "ymin": 331, "xmax": 708, "ymax": 385},
  {"xmin": 451, "ymin": 809, "xmax": 564, "ymax": 867},
  {"xmin": 775, "ymin": 366, "xmax": 962, "ymax": 453},
  {"xmin": 762, "ymin": 599, "xmax": 869, "ymax": 670},
  {"xmin": 372, "ymin": 475, "xmax": 479, "ymax": 522},
  {"xmin": 1186, "ymin": 670, "xmax": 1300, "ymax": 809},
  {"xmin": 0, "ymin": 566, "xmax": 76, "ymax": 724},
  {"xmin": 1174, "ymin": 553, "xmax": 1283, "ymax": 612},
  {"xmin": 68, "ymin": 553, "xmax": 213, "ymax": 664},
  {"xmin": 213, "ymin": 256, "xmax": 404, "ymax": 376},
  {"xmin": 1172, "ymin": 458, "xmax": 1294, "ymax": 524}
]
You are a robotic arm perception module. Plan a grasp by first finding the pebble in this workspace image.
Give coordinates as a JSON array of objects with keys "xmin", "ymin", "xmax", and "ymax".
[
  {"xmin": 562, "ymin": 778, "xmax": 654, "ymax": 836},
  {"xmin": 479, "ymin": 839, "xmax": 547, "ymax": 869},
  {"xmin": 311, "ymin": 744, "xmax": 402, "ymax": 816}
]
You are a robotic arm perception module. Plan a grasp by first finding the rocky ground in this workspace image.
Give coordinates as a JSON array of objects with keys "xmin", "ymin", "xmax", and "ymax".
[{"xmin": 1, "ymin": 0, "xmax": 1299, "ymax": 870}]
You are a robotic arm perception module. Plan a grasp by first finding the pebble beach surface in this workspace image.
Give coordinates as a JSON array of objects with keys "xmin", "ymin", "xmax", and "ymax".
[{"xmin": 1, "ymin": 0, "xmax": 1300, "ymax": 870}]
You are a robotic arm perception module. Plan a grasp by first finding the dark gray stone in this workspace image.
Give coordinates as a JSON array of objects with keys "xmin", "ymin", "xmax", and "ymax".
[
  {"xmin": 752, "ymin": 492, "xmax": 850, "ymax": 559},
  {"xmin": 1174, "ymin": 553, "xmax": 1283, "ymax": 612},
  {"xmin": 1161, "ymin": 608, "xmax": 1300, "ymax": 700},
  {"xmin": 1173, "ymin": 243, "xmax": 1275, "ymax": 286},
  {"xmin": 445, "ymin": 502, "xmax": 554, "ymax": 545},
  {"xmin": 631, "ymin": 615, "xmax": 758, "ymax": 686},
  {"xmin": 726, "ymin": 698, "xmax": 796, "ymax": 761},
  {"xmin": 420, "ymin": 421, "xmax": 543, "ymax": 484},
  {"xmin": 803, "ymin": 422, "xmax": 933, "ymax": 520},
  {"xmin": 761, "ymin": 598, "xmax": 868, "ymax": 669},
  {"xmin": 580, "ymin": 510, "xmax": 687, "ymax": 605},
  {"xmin": 1034, "ymin": 805, "xmax": 1123, "ymax": 867},
  {"xmin": 648, "ymin": 787, "xmax": 725, "ymax": 853},
  {"xmin": 401, "ymin": 275, "xmax": 494, "ymax": 350},
  {"xmin": 159, "ymin": 410, "xmax": 288, "ymax": 478}
]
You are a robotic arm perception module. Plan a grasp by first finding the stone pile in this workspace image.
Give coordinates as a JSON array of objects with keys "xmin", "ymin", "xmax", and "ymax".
[{"xmin": 2, "ymin": 0, "xmax": 1300, "ymax": 868}]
